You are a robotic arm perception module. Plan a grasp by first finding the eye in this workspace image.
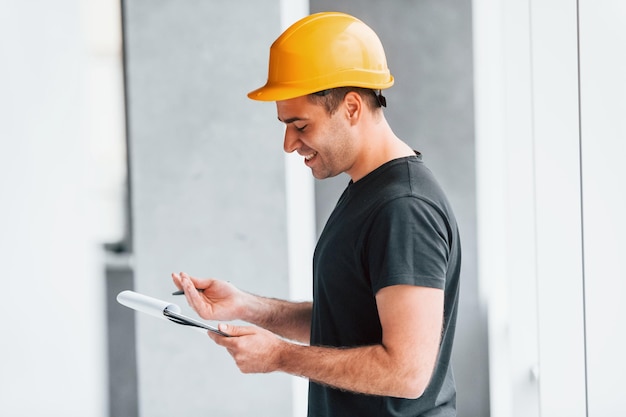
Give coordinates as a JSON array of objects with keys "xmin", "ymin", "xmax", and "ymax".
[{"xmin": 294, "ymin": 124, "xmax": 307, "ymax": 132}]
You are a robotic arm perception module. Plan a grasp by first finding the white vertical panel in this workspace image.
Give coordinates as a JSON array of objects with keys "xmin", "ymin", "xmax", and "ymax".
[
  {"xmin": 0, "ymin": 1, "xmax": 107, "ymax": 416},
  {"xmin": 474, "ymin": 1, "xmax": 541, "ymax": 416},
  {"xmin": 280, "ymin": 4, "xmax": 313, "ymax": 417},
  {"xmin": 280, "ymin": 2, "xmax": 312, "ymax": 313},
  {"xmin": 84, "ymin": 0, "xmax": 127, "ymax": 244},
  {"xmin": 501, "ymin": 1, "xmax": 541, "ymax": 416},
  {"xmin": 472, "ymin": 2, "xmax": 510, "ymax": 415},
  {"xmin": 578, "ymin": 1, "xmax": 626, "ymax": 415},
  {"xmin": 529, "ymin": 1, "xmax": 587, "ymax": 416}
]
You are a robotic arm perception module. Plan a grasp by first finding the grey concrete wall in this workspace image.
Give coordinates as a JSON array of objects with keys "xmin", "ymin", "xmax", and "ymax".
[
  {"xmin": 105, "ymin": 256, "xmax": 138, "ymax": 417},
  {"xmin": 123, "ymin": 1, "xmax": 292, "ymax": 416},
  {"xmin": 310, "ymin": 2, "xmax": 488, "ymax": 416}
]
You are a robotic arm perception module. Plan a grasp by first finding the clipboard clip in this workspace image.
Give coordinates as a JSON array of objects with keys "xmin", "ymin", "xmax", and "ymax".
[{"xmin": 162, "ymin": 308, "xmax": 230, "ymax": 337}]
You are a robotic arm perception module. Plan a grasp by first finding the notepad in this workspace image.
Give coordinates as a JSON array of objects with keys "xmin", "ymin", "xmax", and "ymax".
[{"xmin": 117, "ymin": 290, "xmax": 229, "ymax": 337}]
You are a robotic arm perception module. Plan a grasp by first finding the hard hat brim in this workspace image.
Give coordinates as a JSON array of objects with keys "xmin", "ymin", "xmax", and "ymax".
[{"xmin": 247, "ymin": 76, "xmax": 394, "ymax": 102}]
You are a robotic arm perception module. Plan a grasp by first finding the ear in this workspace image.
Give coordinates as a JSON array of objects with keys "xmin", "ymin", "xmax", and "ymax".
[{"xmin": 343, "ymin": 91, "xmax": 362, "ymax": 125}]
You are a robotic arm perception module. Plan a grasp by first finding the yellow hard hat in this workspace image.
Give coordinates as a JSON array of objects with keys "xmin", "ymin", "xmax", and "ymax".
[{"xmin": 248, "ymin": 12, "xmax": 394, "ymax": 102}]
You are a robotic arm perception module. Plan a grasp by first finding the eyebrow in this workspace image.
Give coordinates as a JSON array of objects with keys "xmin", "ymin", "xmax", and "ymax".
[{"xmin": 278, "ymin": 116, "xmax": 306, "ymax": 124}]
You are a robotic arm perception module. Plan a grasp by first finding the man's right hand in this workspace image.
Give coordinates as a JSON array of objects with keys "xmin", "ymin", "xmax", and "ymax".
[{"xmin": 171, "ymin": 272, "xmax": 248, "ymax": 322}]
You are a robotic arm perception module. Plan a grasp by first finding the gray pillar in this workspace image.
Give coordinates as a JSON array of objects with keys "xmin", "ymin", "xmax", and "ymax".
[
  {"xmin": 124, "ymin": 1, "xmax": 292, "ymax": 416},
  {"xmin": 309, "ymin": 2, "xmax": 488, "ymax": 416}
]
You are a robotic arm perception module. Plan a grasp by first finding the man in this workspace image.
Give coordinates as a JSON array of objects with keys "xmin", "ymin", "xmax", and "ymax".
[{"xmin": 172, "ymin": 11, "xmax": 460, "ymax": 417}]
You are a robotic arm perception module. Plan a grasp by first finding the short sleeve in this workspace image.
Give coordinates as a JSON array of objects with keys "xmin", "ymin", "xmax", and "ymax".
[{"xmin": 365, "ymin": 196, "xmax": 451, "ymax": 293}]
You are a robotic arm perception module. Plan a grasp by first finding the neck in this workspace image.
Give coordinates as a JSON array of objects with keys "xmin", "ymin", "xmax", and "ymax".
[{"xmin": 347, "ymin": 117, "xmax": 414, "ymax": 182}]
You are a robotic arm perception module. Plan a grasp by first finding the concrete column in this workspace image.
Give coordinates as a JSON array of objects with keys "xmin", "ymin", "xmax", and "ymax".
[
  {"xmin": 309, "ymin": 2, "xmax": 486, "ymax": 416},
  {"xmin": 123, "ymin": 1, "xmax": 293, "ymax": 416}
]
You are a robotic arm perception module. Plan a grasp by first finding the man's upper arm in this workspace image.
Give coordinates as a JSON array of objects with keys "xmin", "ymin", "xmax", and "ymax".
[
  {"xmin": 376, "ymin": 284, "xmax": 444, "ymax": 395},
  {"xmin": 366, "ymin": 196, "xmax": 450, "ymax": 292}
]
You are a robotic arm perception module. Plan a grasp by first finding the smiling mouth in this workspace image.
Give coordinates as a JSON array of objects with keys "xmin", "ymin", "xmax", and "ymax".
[{"xmin": 304, "ymin": 152, "xmax": 317, "ymax": 161}]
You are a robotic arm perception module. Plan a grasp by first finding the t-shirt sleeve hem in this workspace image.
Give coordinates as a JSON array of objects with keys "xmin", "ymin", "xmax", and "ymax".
[{"xmin": 373, "ymin": 274, "xmax": 445, "ymax": 294}]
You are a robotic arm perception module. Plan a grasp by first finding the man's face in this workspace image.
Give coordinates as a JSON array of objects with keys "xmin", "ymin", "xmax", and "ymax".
[{"xmin": 276, "ymin": 95, "xmax": 357, "ymax": 180}]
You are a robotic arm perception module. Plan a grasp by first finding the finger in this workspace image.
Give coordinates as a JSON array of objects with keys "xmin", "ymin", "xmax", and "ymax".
[
  {"xmin": 209, "ymin": 323, "xmax": 250, "ymax": 344},
  {"xmin": 180, "ymin": 272, "xmax": 217, "ymax": 294},
  {"xmin": 178, "ymin": 272, "xmax": 207, "ymax": 293},
  {"xmin": 208, "ymin": 323, "xmax": 230, "ymax": 343},
  {"xmin": 171, "ymin": 273, "xmax": 183, "ymax": 290},
  {"xmin": 217, "ymin": 323, "xmax": 256, "ymax": 337},
  {"xmin": 181, "ymin": 274, "xmax": 206, "ymax": 312},
  {"xmin": 180, "ymin": 271, "xmax": 203, "ymax": 288},
  {"xmin": 218, "ymin": 323, "xmax": 233, "ymax": 336}
]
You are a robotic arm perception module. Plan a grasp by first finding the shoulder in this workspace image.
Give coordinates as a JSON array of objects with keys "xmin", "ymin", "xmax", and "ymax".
[{"xmin": 372, "ymin": 158, "xmax": 454, "ymax": 234}]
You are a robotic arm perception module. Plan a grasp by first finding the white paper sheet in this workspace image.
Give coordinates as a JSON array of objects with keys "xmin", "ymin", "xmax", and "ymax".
[
  {"xmin": 116, "ymin": 290, "xmax": 180, "ymax": 320},
  {"xmin": 116, "ymin": 290, "xmax": 229, "ymax": 336}
]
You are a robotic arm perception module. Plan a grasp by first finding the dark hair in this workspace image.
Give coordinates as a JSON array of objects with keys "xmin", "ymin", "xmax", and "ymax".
[{"xmin": 307, "ymin": 87, "xmax": 386, "ymax": 115}]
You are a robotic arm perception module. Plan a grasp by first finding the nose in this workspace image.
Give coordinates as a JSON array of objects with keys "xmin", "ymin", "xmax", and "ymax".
[{"xmin": 283, "ymin": 126, "xmax": 300, "ymax": 154}]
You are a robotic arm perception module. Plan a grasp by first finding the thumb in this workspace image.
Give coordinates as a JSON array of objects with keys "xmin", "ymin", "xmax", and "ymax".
[
  {"xmin": 208, "ymin": 323, "xmax": 255, "ymax": 344},
  {"xmin": 217, "ymin": 323, "xmax": 257, "ymax": 337}
]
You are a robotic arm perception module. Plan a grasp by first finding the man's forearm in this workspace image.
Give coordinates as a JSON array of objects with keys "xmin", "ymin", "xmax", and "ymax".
[
  {"xmin": 211, "ymin": 286, "xmax": 441, "ymax": 400},
  {"xmin": 241, "ymin": 294, "xmax": 312, "ymax": 344},
  {"xmin": 276, "ymin": 342, "xmax": 431, "ymax": 399}
]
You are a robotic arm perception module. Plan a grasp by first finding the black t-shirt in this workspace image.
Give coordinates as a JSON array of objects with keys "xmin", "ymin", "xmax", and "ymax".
[{"xmin": 308, "ymin": 153, "xmax": 460, "ymax": 417}]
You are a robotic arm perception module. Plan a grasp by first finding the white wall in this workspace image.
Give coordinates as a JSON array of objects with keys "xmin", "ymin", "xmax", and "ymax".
[
  {"xmin": 578, "ymin": 1, "xmax": 626, "ymax": 414},
  {"xmin": 0, "ymin": 0, "xmax": 124, "ymax": 415},
  {"xmin": 473, "ymin": 1, "xmax": 539, "ymax": 414},
  {"xmin": 474, "ymin": 1, "xmax": 626, "ymax": 416}
]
